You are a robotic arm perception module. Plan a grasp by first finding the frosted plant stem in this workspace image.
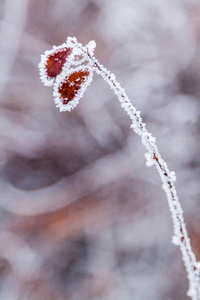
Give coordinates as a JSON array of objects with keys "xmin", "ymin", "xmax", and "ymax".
[{"xmin": 73, "ymin": 41, "xmax": 200, "ymax": 299}]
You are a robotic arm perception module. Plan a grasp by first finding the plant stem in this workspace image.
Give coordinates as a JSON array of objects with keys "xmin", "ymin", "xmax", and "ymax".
[{"xmin": 73, "ymin": 40, "xmax": 200, "ymax": 299}]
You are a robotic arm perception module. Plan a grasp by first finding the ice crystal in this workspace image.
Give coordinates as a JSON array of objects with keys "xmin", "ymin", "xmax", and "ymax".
[
  {"xmin": 172, "ymin": 235, "xmax": 180, "ymax": 246},
  {"xmin": 170, "ymin": 171, "xmax": 177, "ymax": 182},
  {"xmin": 86, "ymin": 40, "xmax": 96, "ymax": 56},
  {"xmin": 145, "ymin": 152, "xmax": 154, "ymax": 167}
]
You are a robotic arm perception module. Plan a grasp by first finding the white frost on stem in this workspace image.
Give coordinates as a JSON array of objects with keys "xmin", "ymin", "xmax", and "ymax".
[
  {"xmin": 39, "ymin": 37, "xmax": 200, "ymax": 299},
  {"xmin": 69, "ymin": 38, "xmax": 200, "ymax": 300}
]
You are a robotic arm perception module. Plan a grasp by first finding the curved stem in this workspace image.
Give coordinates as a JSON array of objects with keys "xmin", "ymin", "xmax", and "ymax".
[{"xmin": 73, "ymin": 40, "xmax": 200, "ymax": 299}]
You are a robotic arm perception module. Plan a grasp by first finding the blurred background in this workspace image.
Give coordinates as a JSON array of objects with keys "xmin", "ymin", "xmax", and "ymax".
[{"xmin": 0, "ymin": 0, "xmax": 200, "ymax": 299}]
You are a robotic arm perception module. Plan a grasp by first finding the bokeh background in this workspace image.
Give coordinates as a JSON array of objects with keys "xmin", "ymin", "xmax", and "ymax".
[{"xmin": 0, "ymin": 0, "xmax": 200, "ymax": 299}]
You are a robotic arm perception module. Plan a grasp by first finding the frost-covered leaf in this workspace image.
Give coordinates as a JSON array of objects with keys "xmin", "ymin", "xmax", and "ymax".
[
  {"xmin": 53, "ymin": 66, "xmax": 93, "ymax": 112},
  {"xmin": 38, "ymin": 44, "xmax": 73, "ymax": 87}
]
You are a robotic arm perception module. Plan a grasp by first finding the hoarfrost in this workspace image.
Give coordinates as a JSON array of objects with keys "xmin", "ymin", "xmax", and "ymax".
[
  {"xmin": 187, "ymin": 287, "xmax": 196, "ymax": 298},
  {"xmin": 172, "ymin": 235, "xmax": 180, "ymax": 246},
  {"xmin": 170, "ymin": 171, "xmax": 177, "ymax": 182},
  {"xmin": 86, "ymin": 40, "xmax": 96, "ymax": 55},
  {"xmin": 39, "ymin": 37, "xmax": 200, "ymax": 299},
  {"xmin": 145, "ymin": 152, "xmax": 154, "ymax": 167}
]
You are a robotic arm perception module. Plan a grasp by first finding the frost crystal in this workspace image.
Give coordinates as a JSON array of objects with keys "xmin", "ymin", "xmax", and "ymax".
[
  {"xmin": 170, "ymin": 171, "xmax": 177, "ymax": 182},
  {"xmin": 38, "ymin": 43, "xmax": 73, "ymax": 87},
  {"xmin": 172, "ymin": 235, "xmax": 180, "ymax": 246},
  {"xmin": 187, "ymin": 287, "xmax": 195, "ymax": 298},
  {"xmin": 86, "ymin": 40, "xmax": 96, "ymax": 55},
  {"xmin": 145, "ymin": 152, "xmax": 154, "ymax": 167}
]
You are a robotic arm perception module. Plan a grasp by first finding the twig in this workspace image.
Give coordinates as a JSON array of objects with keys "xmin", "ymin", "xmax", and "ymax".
[{"xmin": 39, "ymin": 37, "xmax": 200, "ymax": 299}]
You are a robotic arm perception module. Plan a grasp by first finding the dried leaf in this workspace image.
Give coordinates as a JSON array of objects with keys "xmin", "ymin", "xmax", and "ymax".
[
  {"xmin": 46, "ymin": 48, "xmax": 72, "ymax": 78},
  {"xmin": 38, "ymin": 45, "xmax": 73, "ymax": 86},
  {"xmin": 53, "ymin": 66, "xmax": 93, "ymax": 111}
]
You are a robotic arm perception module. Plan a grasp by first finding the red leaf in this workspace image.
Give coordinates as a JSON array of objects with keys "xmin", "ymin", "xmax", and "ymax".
[
  {"xmin": 58, "ymin": 69, "xmax": 90, "ymax": 104},
  {"xmin": 46, "ymin": 48, "xmax": 72, "ymax": 78}
]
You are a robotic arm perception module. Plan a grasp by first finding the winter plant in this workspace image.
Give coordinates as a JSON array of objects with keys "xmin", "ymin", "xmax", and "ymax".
[{"xmin": 39, "ymin": 37, "xmax": 200, "ymax": 299}]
